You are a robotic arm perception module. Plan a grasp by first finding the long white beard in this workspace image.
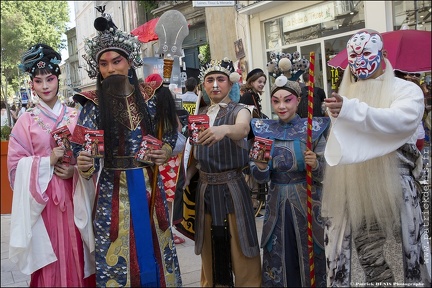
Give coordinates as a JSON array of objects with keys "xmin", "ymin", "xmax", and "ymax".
[{"xmin": 322, "ymin": 59, "xmax": 402, "ymax": 235}]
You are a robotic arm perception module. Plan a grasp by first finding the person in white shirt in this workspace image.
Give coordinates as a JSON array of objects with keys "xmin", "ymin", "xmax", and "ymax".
[
  {"xmin": 1, "ymin": 101, "xmax": 14, "ymax": 127},
  {"xmin": 179, "ymin": 77, "xmax": 198, "ymax": 102},
  {"xmin": 17, "ymin": 103, "xmax": 27, "ymax": 118}
]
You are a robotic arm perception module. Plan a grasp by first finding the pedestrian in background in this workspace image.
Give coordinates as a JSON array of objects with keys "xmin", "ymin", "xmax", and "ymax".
[
  {"xmin": 17, "ymin": 103, "xmax": 27, "ymax": 118},
  {"xmin": 297, "ymin": 71, "xmax": 327, "ymax": 118},
  {"xmin": 180, "ymin": 77, "xmax": 198, "ymax": 103},
  {"xmin": 239, "ymin": 68, "xmax": 269, "ymax": 218},
  {"xmin": 185, "ymin": 57, "xmax": 261, "ymax": 287},
  {"xmin": 8, "ymin": 43, "xmax": 95, "ymax": 287},
  {"xmin": 1, "ymin": 101, "xmax": 14, "ymax": 127},
  {"xmin": 394, "ymin": 71, "xmax": 427, "ymax": 151},
  {"xmin": 322, "ymin": 29, "xmax": 430, "ymax": 286},
  {"xmin": 10, "ymin": 104, "xmax": 18, "ymax": 124},
  {"xmin": 73, "ymin": 8, "xmax": 182, "ymax": 287},
  {"xmin": 239, "ymin": 68, "xmax": 268, "ymax": 119},
  {"xmin": 250, "ymin": 75, "xmax": 329, "ymax": 287}
]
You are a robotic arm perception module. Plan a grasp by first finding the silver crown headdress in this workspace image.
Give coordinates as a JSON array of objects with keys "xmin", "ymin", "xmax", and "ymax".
[
  {"xmin": 83, "ymin": 6, "xmax": 143, "ymax": 79},
  {"xmin": 266, "ymin": 51, "xmax": 310, "ymax": 81},
  {"xmin": 198, "ymin": 56, "xmax": 240, "ymax": 83}
]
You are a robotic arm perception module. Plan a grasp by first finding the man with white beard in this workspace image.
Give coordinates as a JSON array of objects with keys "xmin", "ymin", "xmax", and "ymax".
[{"xmin": 322, "ymin": 29, "xmax": 431, "ymax": 287}]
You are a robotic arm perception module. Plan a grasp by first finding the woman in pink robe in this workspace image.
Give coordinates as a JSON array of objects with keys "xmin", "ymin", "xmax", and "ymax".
[{"xmin": 7, "ymin": 43, "xmax": 95, "ymax": 287}]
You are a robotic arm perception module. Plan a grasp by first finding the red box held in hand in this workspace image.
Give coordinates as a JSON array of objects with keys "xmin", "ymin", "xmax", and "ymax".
[
  {"xmin": 84, "ymin": 129, "xmax": 104, "ymax": 158},
  {"xmin": 135, "ymin": 134, "xmax": 163, "ymax": 164},
  {"xmin": 250, "ymin": 136, "xmax": 273, "ymax": 163},
  {"xmin": 51, "ymin": 125, "xmax": 73, "ymax": 165},
  {"xmin": 188, "ymin": 114, "xmax": 209, "ymax": 144}
]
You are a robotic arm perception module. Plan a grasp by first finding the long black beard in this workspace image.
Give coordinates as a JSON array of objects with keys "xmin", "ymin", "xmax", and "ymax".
[{"xmin": 97, "ymin": 72, "xmax": 154, "ymax": 156}]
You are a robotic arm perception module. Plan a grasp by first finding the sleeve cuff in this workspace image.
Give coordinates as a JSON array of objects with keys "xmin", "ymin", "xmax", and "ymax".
[{"xmin": 78, "ymin": 166, "xmax": 95, "ymax": 180}]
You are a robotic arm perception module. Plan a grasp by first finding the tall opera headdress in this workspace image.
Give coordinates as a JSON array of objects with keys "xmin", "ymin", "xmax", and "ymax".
[
  {"xmin": 82, "ymin": 5, "xmax": 143, "ymax": 79},
  {"xmin": 18, "ymin": 43, "xmax": 62, "ymax": 78},
  {"xmin": 198, "ymin": 56, "xmax": 241, "ymax": 83}
]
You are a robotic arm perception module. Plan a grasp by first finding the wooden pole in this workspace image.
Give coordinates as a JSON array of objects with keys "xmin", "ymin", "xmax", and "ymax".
[{"xmin": 306, "ymin": 51, "xmax": 316, "ymax": 287}]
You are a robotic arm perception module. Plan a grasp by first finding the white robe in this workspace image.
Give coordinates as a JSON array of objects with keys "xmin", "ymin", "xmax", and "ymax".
[
  {"xmin": 325, "ymin": 77, "xmax": 424, "ymax": 165},
  {"xmin": 9, "ymin": 157, "xmax": 57, "ymax": 274}
]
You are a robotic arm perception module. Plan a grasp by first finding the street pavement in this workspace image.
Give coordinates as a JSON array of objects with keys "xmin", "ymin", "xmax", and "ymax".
[
  {"xmin": 1, "ymin": 209, "xmax": 419, "ymax": 287},
  {"xmin": 1, "ymin": 212, "xmax": 264, "ymax": 287}
]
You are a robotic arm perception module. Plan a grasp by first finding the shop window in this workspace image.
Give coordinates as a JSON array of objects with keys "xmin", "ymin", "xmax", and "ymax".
[
  {"xmin": 392, "ymin": 1, "xmax": 431, "ymax": 31},
  {"xmin": 264, "ymin": 1, "xmax": 365, "ymax": 48},
  {"xmin": 324, "ymin": 35, "xmax": 352, "ymax": 95},
  {"xmin": 263, "ymin": 1, "xmax": 365, "ymax": 118},
  {"xmin": 265, "ymin": 20, "xmax": 283, "ymax": 50},
  {"xmin": 264, "ymin": 1, "xmax": 365, "ymax": 92}
]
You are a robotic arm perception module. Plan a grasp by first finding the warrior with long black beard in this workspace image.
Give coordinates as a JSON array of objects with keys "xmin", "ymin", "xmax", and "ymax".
[
  {"xmin": 322, "ymin": 29, "xmax": 431, "ymax": 287},
  {"xmin": 72, "ymin": 7, "xmax": 182, "ymax": 287}
]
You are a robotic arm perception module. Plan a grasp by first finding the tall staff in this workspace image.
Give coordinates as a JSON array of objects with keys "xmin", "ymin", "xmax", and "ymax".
[
  {"xmin": 150, "ymin": 10, "xmax": 189, "ymax": 221},
  {"xmin": 306, "ymin": 51, "xmax": 316, "ymax": 287}
]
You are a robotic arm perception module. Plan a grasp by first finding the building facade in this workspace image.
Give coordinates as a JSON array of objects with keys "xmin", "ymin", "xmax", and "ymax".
[
  {"xmin": 237, "ymin": 0, "xmax": 431, "ymax": 117},
  {"xmin": 63, "ymin": 1, "xmax": 430, "ymax": 115},
  {"xmin": 71, "ymin": 1, "xmax": 142, "ymax": 92}
]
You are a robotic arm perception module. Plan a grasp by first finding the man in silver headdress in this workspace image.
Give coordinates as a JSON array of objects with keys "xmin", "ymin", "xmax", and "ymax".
[
  {"xmin": 184, "ymin": 58, "xmax": 262, "ymax": 287},
  {"xmin": 73, "ymin": 7, "xmax": 182, "ymax": 287}
]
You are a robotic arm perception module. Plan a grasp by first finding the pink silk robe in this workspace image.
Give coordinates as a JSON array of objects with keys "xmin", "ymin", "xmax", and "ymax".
[{"xmin": 7, "ymin": 101, "xmax": 94, "ymax": 287}]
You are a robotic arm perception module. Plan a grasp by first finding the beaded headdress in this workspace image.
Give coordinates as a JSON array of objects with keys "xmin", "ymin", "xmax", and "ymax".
[
  {"xmin": 198, "ymin": 56, "xmax": 241, "ymax": 104},
  {"xmin": 82, "ymin": 6, "xmax": 143, "ymax": 79},
  {"xmin": 198, "ymin": 56, "xmax": 241, "ymax": 83},
  {"xmin": 18, "ymin": 44, "xmax": 62, "ymax": 77},
  {"xmin": 266, "ymin": 51, "xmax": 310, "ymax": 81},
  {"xmin": 270, "ymin": 75, "xmax": 302, "ymax": 97}
]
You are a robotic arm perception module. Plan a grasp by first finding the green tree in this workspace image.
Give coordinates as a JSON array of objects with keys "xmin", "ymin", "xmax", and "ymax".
[
  {"xmin": 1, "ymin": 1, "xmax": 69, "ymax": 104},
  {"xmin": 199, "ymin": 44, "xmax": 211, "ymax": 64},
  {"xmin": 137, "ymin": 0, "xmax": 158, "ymax": 12}
]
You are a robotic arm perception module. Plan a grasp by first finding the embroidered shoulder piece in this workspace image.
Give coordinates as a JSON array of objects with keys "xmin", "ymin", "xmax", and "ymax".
[
  {"xmin": 251, "ymin": 116, "xmax": 330, "ymax": 142},
  {"xmin": 73, "ymin": 91, "xmax": 98, "ymax": 107},
  {"xmin": 139, "ymin": 82, "xmax": 156, "ymax": 101}
]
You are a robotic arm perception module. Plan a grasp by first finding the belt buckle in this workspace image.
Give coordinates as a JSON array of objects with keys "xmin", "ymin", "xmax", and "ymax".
[{"xmin": 208, "ymin": 174, "xmax": 216, "ymax": 183}]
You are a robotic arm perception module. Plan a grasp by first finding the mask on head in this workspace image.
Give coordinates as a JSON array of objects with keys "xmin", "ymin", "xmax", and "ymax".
[{"xmin": 347, "ymin": 30, "xmax": 383, "ymax": 79}]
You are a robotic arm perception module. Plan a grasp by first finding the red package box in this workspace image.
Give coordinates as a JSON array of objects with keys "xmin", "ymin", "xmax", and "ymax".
[
  {"xmin": 51, "ymin": 125, "xmax": 73, "ymax": 165},
  {"xmin": 71, "ymin": 124, "xmax": 87, "ymax": 145},
  {"xmin": 135, "ymin": 135, "xmax": 163, "ymax": 164},
  {"xmin": 188, "ymin": 114, "xmax": 209, "ymax": 144},
  {"xmin": 84, "ymin": 129, "xmax": 104, "ymax": 158},
  {"xmin": 250, "ymin": 136, "xmax": 273, "ymax": 163}
]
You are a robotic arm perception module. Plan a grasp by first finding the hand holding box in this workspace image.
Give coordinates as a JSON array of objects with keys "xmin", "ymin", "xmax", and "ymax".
[
  {"xmin": 250, "ymin": 136, "xmax": 273, "ymax": 163},
  {"xmin": 135, "ymin": 134, "xmax": 163, "ymax": 164},
  {"xmin": 188, "ymin": 115, "xmax": 209, "ymax": 144},
  {"xmin": 51, "ymin": 125, "xmax": 73, "ymax": 165}
]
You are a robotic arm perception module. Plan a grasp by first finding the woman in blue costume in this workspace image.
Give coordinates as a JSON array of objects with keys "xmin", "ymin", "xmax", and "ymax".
[
  {"xmin": 250, "ymin": 75, "xmax": 329, "ymax": 287},
  {"xmin": 72, "ymin": 8, "xmax": 182, "ymax": 287}
]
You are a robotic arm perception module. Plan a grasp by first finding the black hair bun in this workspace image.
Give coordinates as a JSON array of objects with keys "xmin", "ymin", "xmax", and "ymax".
[{"xmin": 94, "ymin": 17, "xmax": 108, "ymax": 32}]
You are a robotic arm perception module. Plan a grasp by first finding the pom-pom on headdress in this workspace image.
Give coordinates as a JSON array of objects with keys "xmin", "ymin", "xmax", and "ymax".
[
  {"xmin": 145, "ymin": 73, "xmax": 163, "ymax": 91},
  {"xmin": 270, "ymin": 75, "xmax": 302, "ymax": 97},
  {"xmin": 266, "ymin": 51, "xmax": 310, "ymax": 81},
  {"xmin": 18, "ymin": 43, "xmax": 62, "ymax": 78},
  {"xmin": 82, "ymin": 5, "xmax": 143, "ymax": 79},
  {"xmin": 198, "ymin": 56, "xmax": 241, "ymax": 83}
]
